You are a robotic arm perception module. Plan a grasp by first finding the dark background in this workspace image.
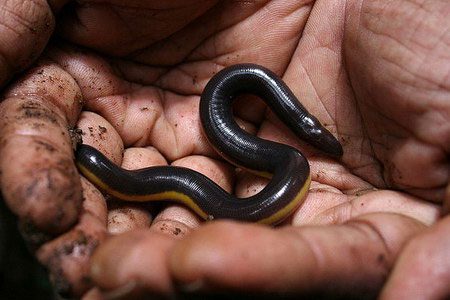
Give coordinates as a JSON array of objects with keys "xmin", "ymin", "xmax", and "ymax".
[{"xmin": 0, "ymin": 199, "xmax": 54, "ymax": 300}]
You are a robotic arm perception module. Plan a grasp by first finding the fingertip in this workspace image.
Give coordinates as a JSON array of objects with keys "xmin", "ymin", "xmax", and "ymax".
[
  {"xmin": 90, "ymin": 231, "xmax": 148, "ymax": 289},
  {"xmin": 76, "ymin": 111, "xmax": 124, "ymax": 165},
  {"xmin": 121, "ymin": 146, "xmax": 168, "ymax": 169},
  {"xmin": 151, "ymin": 205, "xmax": 202, "ymax": 238},
  {"xmin": 380, "ymin": 217, "xmax": 450, "ymax": 300},
  {"xmin": 90, "ymin": 230, "xmax": 178, "ymax": 297},
  {"xmin": 107, "ymin": 203, "xmax": 152, "ymax": 235},
  {"xmin": 106, "ymin": 146, "xmax": 166, "ymax": 235}
]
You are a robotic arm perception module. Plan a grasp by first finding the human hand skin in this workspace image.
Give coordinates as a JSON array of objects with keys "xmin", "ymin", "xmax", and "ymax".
[{"xmin": 0, "ymin": 0, "xmax": 448, "ymax": 299}]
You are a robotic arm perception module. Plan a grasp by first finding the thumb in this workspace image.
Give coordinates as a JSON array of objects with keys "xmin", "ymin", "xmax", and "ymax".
[
  {"xmin": 380, "ymin": 216, "xmax": 450, "ymax": 300},
  {"xmin": 169, "ymin": 214, "xmax": 425, "ymax": 298}
]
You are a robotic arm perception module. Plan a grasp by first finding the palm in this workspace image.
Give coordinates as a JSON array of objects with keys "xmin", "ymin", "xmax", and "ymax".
[
  {"xmin": 54, "ymin": 0, "xmax": 442, "ymax": 222},
  {"xmin": 11, "ymin": 0, "xmax": 448, "ymax": 297}
]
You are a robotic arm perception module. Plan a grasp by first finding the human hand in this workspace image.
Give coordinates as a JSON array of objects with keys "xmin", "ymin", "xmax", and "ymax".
[
  {"xmin": 81, "ymin": 1, "xmax": 449, "ymax": 299},
  {"xmin": 0, "ymin": 0, "xmax": 448, "ymax": 299},
  {"xmin": 0, "ymin": 3, "xmax": 103, "ymax": 297}
]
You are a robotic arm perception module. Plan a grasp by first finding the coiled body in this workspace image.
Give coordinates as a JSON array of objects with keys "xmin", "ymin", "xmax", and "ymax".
[{"xmin": 76, "ymin": 64, "xmax": 342, "ymax": 225}]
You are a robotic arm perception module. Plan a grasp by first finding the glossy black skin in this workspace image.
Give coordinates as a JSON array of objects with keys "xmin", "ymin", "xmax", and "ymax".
[
  {"xmin": 76, "ymin": 144, "xmax": 308, "ymax": 223},
  {"xmin": 200, "ymin": 64, "xmax": 343, "ymax": 169},
  {"xmin": 76, "ymin": 64, "xmax": 342, "ymax": 224}
]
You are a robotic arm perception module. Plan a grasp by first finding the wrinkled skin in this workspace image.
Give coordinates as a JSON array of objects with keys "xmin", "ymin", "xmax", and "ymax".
[{"xmin": 1, "ymin": 0, "xmax": 449, "ymax": 299}]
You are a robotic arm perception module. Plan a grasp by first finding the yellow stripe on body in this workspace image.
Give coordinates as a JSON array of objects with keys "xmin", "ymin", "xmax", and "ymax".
[
  {"xmin": 78, "ymin": 162, "xmax": 310, "ymax": 225},
  {"xmin": 258, "ymin": 174, "xmax": 311, "ymax": 225},
  {"xmin": 115, "ymin": 190, "xmax": 210, "ymax": 220},
  {"xmin": 77, "ymin": 163, "xmax": 209, "ymax": 219}
]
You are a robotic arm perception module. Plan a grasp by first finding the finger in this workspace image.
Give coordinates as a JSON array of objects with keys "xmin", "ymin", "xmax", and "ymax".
[
  {"xmin": 57, "ymin": 1, "xmax": 217, "ymax": 56},
  {"xmin": 0, "ymin": 62, "xmax": 83, "ymax": 234},
  {"xmin": 36, "ymin": 177, "xmax": 107, "ymax": 297},
  {"xmin": 169, "ymin": 214, "xmax": 425, "ymax": 298},
  {"xmin": 77, "ymin": 111, "xmax": 124, "ymax": 165},
  {"xmin": 90, "ymin": 230, "xmax": 178, "ymax": 299},
  {"xmin": 380, "ymin": 216, "xmax": 450, "ymax": 300},
  {"xmin": 299, "ymin": 189, "xmax": 440, "ymax": 227},
  {"xmin": 384, "ymin": 139, "xmax": 448, "ymax": 202},
  {"xmin": 149, "ymin": 155, "xmax": 235, "ymax": 236},
  {"xmin": 151, "ymin": 205, "xmax": 202, "ymax": 238},
  {"xmin": 77, "ymin": 114, "xmax": 157, "ymax": 234},
  {"xmin": 108, "ymin": 201, "xmax": 153, "ymax": 236},
  {"xmin": 122, "ymin": 146, "xmax": 168, "ymax": 168},
  {"xmin": 0, "ymin": 0, "xmax": 55, "ymax": 86},
  {"xmin": 107, "ymin": 147, "xmax": 167, "ymax": 234},
  {"xmin": 77, "ymin": 110, "xmax": 140, "ymax": 235},
  {"xmin": 48, "ymin": 47, "xmax": 215, "ymax": 160}
]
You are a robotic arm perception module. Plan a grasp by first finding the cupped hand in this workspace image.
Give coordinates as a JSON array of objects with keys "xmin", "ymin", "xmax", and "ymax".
[{"xmin": 0, "ymin": 0, "xmax": 448, "ymax": 299}]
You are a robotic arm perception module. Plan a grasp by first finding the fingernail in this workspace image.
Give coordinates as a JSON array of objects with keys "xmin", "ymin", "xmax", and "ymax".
[{"xmin": 102, "ymin": 280, "xmax": 138, "ymax": 300}]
